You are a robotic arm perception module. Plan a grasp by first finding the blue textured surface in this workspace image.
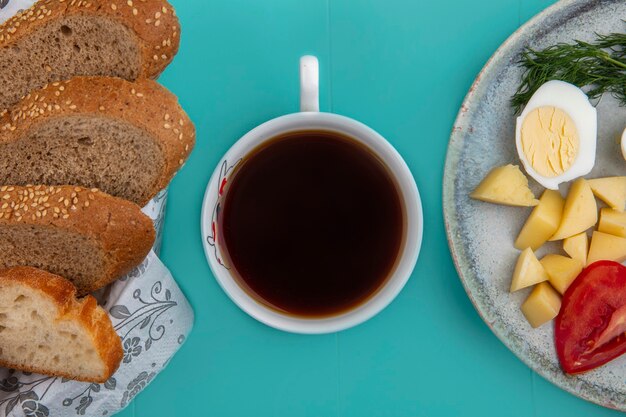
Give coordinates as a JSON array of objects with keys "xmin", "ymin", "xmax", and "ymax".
[{"xmin": 121, "ymin": 1, "xmax": 623, "ymax": 416}]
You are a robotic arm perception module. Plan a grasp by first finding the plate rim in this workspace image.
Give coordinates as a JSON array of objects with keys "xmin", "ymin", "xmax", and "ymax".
[{"xmin": 442, "ymin": 0, "xmax": 624, "ymax": 411}]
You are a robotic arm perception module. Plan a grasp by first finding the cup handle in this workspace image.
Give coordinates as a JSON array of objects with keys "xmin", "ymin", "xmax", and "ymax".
[{"xmin": 300, "ymin": 55, "xmax": 319, "ymax": 112}]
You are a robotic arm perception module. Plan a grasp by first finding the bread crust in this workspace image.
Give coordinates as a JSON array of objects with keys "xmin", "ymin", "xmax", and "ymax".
[
  {"xmin": 0, "ymin": 0, "xmax": 180, "ymax": 79},
  {"xmin": 0, "ymin": 266, "xmax": 123, "ymax": 383},
  {"xmin": 0, "ymin": 185, "xmax": 156, "ymax": 293},
  {"xmin": 0, "ymin": 76, "xmax": 195, "ymax": 206}
]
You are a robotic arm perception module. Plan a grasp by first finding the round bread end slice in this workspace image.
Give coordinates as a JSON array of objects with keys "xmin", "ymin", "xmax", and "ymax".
[
  {"xmin": 0, "ymin": 185, "xmax": 156, "ymax": 294},
  {"xmin": 0, "ymin": 76, "xmax": 195, "ymax": 206},
  {"xmin": 0, "ymin": 267, "xmax": 123, "ymax": 383}
]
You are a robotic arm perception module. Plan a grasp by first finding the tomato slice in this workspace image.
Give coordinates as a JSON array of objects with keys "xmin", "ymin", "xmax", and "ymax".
[{"xmin": 555, "ymin": 261, "xmax": 626, "ymax": 374}]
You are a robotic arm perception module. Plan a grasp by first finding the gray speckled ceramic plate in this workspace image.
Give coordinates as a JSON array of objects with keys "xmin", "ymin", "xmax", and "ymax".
[{"xmin": 443, "ymin": 0, "xmax": 626, "ymax": 411}]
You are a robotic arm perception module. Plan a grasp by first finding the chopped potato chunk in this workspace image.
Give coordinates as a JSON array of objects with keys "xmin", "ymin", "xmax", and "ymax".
[
  {"xmin": 521, "ymin": 282, "xmax": 562, "ymax": 328},
  {"xmin": 598, "ymin": 208, "xmax": 626, "ymax": 238},
  {"xmin": 470, "ymin": 165, "xmax": 539, "ymax": 207},
  {"xmin": 563, "ymin": 232, "xmax": 588, "ymax": 265},
  {"xmin": 540, "ymin": 254, "xmax": 583, "ymax": 294},
  {"xmin": 587, "ymin": 231, "xmax": 626, "ymax": 265},
  {"xmin": 588, "ymin": 176, "xmax": 626, "ymax": 212},
  {"xmin": 550, "ymin": 179, "xmax": 597, "ymax": 241},
  {"xmin": 515, "ymin": 190, "xmax": 564, "ymax": 251},
  {"xmin": 510, "ymin": 248, "xmax": 549, "ymax": 292}
]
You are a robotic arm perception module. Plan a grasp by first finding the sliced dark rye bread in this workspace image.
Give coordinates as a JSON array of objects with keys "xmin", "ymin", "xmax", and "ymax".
[
  {"xmin": 0, "ymin": 266, "xmax": 122, "ymax": 382},
  {"xmin": 0, "ymin": 0, "xmax": 180, "ymax": 110},
  {"xmin": 0, "ymin": 76, "xmax": 195, "ymax": 206},
  {"xmin": 0, "ymin": 185, "xmax": 155, "ymax": 294}
]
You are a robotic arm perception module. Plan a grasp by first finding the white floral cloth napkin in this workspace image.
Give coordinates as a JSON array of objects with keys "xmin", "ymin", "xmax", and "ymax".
[
  {"xmin": 0, "ymin": 4, "xmax": 194, "ymax": 415},
  {"xmin": 0, "ymin": 190, "xmax": 194, "ymax": 417}
]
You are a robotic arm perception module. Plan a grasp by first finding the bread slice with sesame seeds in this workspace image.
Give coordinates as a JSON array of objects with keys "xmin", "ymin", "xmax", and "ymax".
[
  {"xmin": 0, "ymin": 185, "xmax": 155, "ymax": 294},
  {"xmin": 0, "ymin": 76, "xmax": 195, "ymax": 206},
  {"xmin": 0, "ymin": 0, "xmax": 180, "ymax": 110},
  {"xmin": 0, "ymin": 266, "xmax": 123, "ymax": 382}
]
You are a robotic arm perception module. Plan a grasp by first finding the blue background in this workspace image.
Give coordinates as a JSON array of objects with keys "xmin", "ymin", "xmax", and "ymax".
[{"xmin": 121, "ymin": 0, "xmax": 624, "ymax": 416}]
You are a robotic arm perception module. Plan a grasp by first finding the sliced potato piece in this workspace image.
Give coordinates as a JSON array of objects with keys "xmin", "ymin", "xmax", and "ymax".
[
  {"xmin": 521, "ymin": 282, "xmax": 562, "ymax": 328},
  {"xmin": 470, "ymin": 164, "xmax": 539, "ymax": 207},
  {"xmin": 515, "ymin": 190, "xmax": 564, "ymax": 251},
  {"xmin": 598, "ymin": 208, "xmax": 626, "ymax": 238},
  {"xmin": 540, "ymin": 254, "xmax": 583, "ymax": 294},
  {"xmin": 563, "ymin": 232, "xmax": 588, "ymax": 266},
  {"xmin": 510, "ymin": 248, "xmax": 549, "ymax": 292},
  {"xmin": 587, "ymin": 231, "xmax": 626, "ymax": 265},
  {"xmin": 588, "ymin": 176, "xmax": 626, "ymax": 212},
  {"xmin": 550, "ymin": 179, "xmax": 598, "ymax": 241}
]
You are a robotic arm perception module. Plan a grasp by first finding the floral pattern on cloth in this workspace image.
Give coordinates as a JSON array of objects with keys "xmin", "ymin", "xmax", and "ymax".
[{"xmin": 0, "ymin": 191, "xmax": 194, "ymax": 417}]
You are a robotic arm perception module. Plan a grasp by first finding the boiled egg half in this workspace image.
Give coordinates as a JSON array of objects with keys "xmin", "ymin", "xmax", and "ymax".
[{"xmin": 515, "ymin": 80, "xmax": 597, "ymax": 190}]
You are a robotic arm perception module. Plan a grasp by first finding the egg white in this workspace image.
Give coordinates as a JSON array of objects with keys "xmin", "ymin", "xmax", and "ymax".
[
  {"xmin": 515, "ymin": 80, "xmax": 597, "ymax": 190},
  {"xmin": 622, "ymin": 127, "xmax": 626, "ymax": 162}
]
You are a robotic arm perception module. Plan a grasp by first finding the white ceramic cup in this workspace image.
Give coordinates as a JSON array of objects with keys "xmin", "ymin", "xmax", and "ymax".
[{"xmin": 201, "ymin": 56, "xmax": 423, "ymax": 334}]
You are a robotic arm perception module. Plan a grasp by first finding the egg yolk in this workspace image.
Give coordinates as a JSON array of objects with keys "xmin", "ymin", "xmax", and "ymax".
[{"xmin": 520, "ymin": 106, "xmax": 579, "ymax": 178}]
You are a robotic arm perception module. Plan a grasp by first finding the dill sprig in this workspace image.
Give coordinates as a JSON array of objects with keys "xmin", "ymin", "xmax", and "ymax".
[{"xmin": 512, "ymin": 33, "xmax": 626, "ymax": 114}]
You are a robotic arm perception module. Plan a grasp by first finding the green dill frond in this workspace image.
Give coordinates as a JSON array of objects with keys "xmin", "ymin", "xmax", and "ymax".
[{"xmin": 511, "ymin": 31, "xmax": 626, "ymax": 114}]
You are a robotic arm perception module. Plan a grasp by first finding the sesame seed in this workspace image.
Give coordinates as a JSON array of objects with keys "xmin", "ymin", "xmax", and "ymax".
[
  {"xmin": 111, "ymin": 3, "xmax": 117, "ymax": 10},
  {"xmin": 99, "ymin": 106, "xmax": 105, "ymax": 111},
  {"xmin": 133, "ymin": 8, "xmax": 138, "ymax": 15}
]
